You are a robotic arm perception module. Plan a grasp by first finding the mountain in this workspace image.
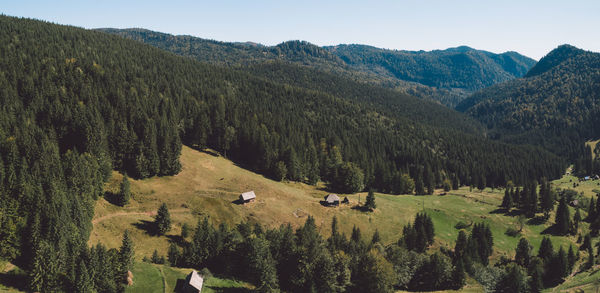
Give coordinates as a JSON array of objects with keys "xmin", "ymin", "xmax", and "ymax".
[
  {"xmin": 326, "ymin": 44, "xmax": 536, "ymax": 91},
  {"xmin": 525, "ymin": 44, "xmax": 585, "ymax": 77},
  {"xmin": 98, "ymin": 28, "xmax": 536, "ymax": 107},
  {"xmin": 457, "ymin": 45, "xmax": 600, "ymax": 158},
  {"xmin": 0, "ymin": 15, "xmax": 574, "ymax": 293}
]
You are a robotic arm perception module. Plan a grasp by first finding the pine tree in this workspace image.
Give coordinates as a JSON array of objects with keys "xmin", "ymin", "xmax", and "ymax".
[
  {"xmin": 538, "ymin": 237, "xmax": 554, "ymax": 263},
  {"xmin": 555, "ymin": 197, "xmax": 571, "ymax": 235},
  {"xmin": 573, "ymin": 208, "xmax": 581, "ymax": 231},
  {"xmin": 539, "ymin": 180, "xmax": 554, "ymax": 218},
  {"xmin": 454, "ymin": 230, "xmax": 468, "ymax": 265},
  {"xmin": 451, "ymin": 258, "xmax": 466, "ymax": 290},
  {"xmin": 501, "ymin": 188, "xmax": 513, "ymax": 209},
  {"xmin": 587, "ymin": 196, "xmax": 596, "ymax": 221},
  {"xmin": 117, "ymin": 174, "xmax": 131, "ymax": 206},
  {"xmin": 495, "ymin": 264, "xmax": 529, "ymax": 293},
  {"xmin": 154, "ymin": 203, "xmax": 171, "ymax": 235},
  {"xmin": 119, "ymin": 230, "xmax": 135, "ymax": 282},
  {"xmin": 567, "ymin": 245, "xmax": 576, "ymax": 273},
  {"xmin": 365, "ymin": 189, "xmax": 376, "ymax": 211},
  {"xmin": 371, "ymin": 229, "xmax": 381, "ymax": 244},
  {"xmin": 515, "ymin": 238, "xmax": 531, "ymax": 267},
  {"xmin": 167, "ymin": 242, "xmax": 180, "ymax": 266},
  {"xmin": 75, "ymin": 259, "xmax": 93, "ymax": 293},
  {"xmin": 528, "ymin": 257, "xmax": 544, "ymax": 293}
]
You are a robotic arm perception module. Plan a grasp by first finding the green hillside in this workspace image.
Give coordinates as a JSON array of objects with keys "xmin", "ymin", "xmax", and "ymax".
[
  {"xmin": 457, "ymin": 45, "xmax": 600, "ymax": 161},
  {"xmin": 0, "ymin": 15, "xmax": 586, "ymax": 293},
  {"xmin": 89, "ymin": 146, "xmax": 593, "ymax": 292},
  {"xmin": 98, "ymin": 28, "xmax": 535, "ymax": 107}
]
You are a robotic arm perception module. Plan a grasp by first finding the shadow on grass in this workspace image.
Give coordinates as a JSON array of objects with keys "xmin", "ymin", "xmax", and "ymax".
[
  {"xmin": 132, "ymin": 220, "xmax": 157, "ymax": 236},
  {"xmin": 231, "ymin": 199, "xmax": 245, "ymax": 205},
  {"xmin": 0, "ymin": 269, "xmax": 27, "ymax": 292},
  {"xmin": 526, "ymin": 215, "xmax": 547, "ymax": 226},
  {"xmin": 206, "ymin": 287, "xmax": 253, "ymax": 293},
  {"xmin": 351, "ymin": 205, "xmax": 373, "ymax": 212},
  {"xmin": 166, "ymin": 234, "xmax": 186, "ymax": 246},
  {"xmin": 104, "ymin": 191, "xmax": 124, "ymax": 206},
  {"xmin": 490, "ymin": 208, "xmax": 508, "ymax": 214}
]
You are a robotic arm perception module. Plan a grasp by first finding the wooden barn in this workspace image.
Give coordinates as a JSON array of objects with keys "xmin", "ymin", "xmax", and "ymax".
[
  {"xmin": 240, "ymin": 191, "xmax": 256, "ymax": 204},
  {"xmin": 324, "ymin": 194, "xmax": 340, "ymax": 206}
]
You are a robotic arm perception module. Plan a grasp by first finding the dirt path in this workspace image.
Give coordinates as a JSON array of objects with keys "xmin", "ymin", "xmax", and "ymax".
[
  {"xmin": 158, "ymin": 266, "xmax": 167, "ymax": 293},
  {"xmin": 92, "ymin": 208, "xmax": 188, "ymax": 225}
]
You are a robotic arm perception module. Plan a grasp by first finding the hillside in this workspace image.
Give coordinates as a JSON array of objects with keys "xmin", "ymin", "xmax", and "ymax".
[
  {"xmin": 0, "ymin": 15, "xmax": 566, "ymax": 292},
  {"xmin": 457, "ymin": 45, "xmax": 600, "ymax": 159},
  {"xmin": 98, "ymin": 28, "xmax": 535, "ymax": 107},
  {"xmin": 89, "ymin": 146, "xmax": 583, "ymax": 292}
]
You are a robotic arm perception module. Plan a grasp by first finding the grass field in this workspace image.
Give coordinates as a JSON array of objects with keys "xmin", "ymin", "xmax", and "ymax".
[
  {"xmin": 553, "ymin": 172, "xmax": 600, "ymax": 198},
  {"xmin": 126, "ymin": 261, "xmax": 251, "ymax": 293},
  {"xmin": 90, "ymin": 146, "xmax": 579, "ymax": 262}
]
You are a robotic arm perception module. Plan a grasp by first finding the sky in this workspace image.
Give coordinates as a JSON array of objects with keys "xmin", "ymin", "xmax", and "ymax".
[{"xmin": 2, "ymin": 0, "xmax": 599, "ymax": 60}]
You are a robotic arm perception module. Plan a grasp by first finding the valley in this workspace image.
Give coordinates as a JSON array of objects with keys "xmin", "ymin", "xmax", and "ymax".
[{"xmin": 0, "ymin": 8, "xmax": 599, "ymax": 293}]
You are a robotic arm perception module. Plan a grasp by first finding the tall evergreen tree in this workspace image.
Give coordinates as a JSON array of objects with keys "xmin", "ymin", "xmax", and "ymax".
[
  {"xmin": 528, "ymin": 257, "xmax": 544, "ymax": 293},
  {"xmin": 119, "ymin": 230, "xmax": 135, "ymax": 284},
  {"xmin": 365, "ymin": 189, "xmax": 376, "ymax": 211},
  {"xmin": 515, "ymin": 238, "xmax": 531, "ymax": 267},
  {"xmin": 555, "ymin": 197, "xmax": 571, "ymax": 235},
  {"xmin": 154, "ymin": 203, "xmax": 172, "ymax": 235},
  {"xmin": 538, "ymin": 237, "xmax": 554, "ymax": 263},
  {"xmin": 117, "ymin": 174, "xmax": 131, "ymax": 206}
]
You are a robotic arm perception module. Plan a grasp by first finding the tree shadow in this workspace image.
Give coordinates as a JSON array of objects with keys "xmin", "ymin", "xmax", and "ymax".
[
  {"xmin": 0, "ymin": 270, "xmax": 27, "ymax": 292},
  {"xmin": 490, "ymin": 208, "xmax": 508, "ymax": 214},
  {"xmin": 541, "ymin": 225, "xmax": 559, "ymax": 235},
  {"xmin": 351, "ymin": 205, "xmax": 372, "ymax": 212},
  {"xmin": 132, "ymin": 220, "xmax": 156, "ymax": 236},
  {"xmin": 104, "ymin": 191, "xmax": 122, "ymax": 206},
  {"xmin": 166, "ymin": 234, "xmax": 186, "ymax": 246},
  {"xmin": 206, "ymin": 287, "xmax": 253, "ymax": 293},
  {"xmin": 526, "ymin": 216, "xmax": 547, "ymax": 226}
]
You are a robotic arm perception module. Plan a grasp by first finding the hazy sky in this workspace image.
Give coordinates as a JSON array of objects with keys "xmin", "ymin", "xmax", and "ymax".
[{"xmin": 2, "ymin": 0, "xmax": 599, "ymax": 60}]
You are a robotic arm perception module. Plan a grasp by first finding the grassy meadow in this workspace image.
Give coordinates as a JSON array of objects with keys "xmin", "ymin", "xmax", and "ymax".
[
  {"xmin": 91, "ymin": 146, "xmax": 578, "ymax": 263},
  {"xmin": 126, "ymin": 261, "xmax": 251, "ymax": 293}
]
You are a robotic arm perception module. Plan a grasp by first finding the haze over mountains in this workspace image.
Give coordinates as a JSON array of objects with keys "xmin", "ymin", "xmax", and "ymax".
[{"xmin": 98, "ymin": 28, "xmax": 536, "ymax": 107}]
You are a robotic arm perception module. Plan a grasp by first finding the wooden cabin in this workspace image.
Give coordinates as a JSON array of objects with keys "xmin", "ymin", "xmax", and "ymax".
[
  {"xmin": 324, "ymin": 194, "xmax": 340, "ymax": 206},
  {"xmin": 240, "ymin": 191, "xmax": 256, "ymax": 204},
  {"xmin": 182, "ymin": 270, "xmax": 204, "ymax": 293}
]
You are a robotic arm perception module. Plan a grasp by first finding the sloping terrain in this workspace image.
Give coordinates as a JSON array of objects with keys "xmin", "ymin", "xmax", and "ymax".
[
  {"xmin": 98, "ymin": 28, "xmax": 535, "ymax": 107},
  {"xmin": 91, "ymin": 146, "xmax": 575, "ymax": 260},
  {"xmin": 457, "ymin": 45, "xmax": 600, "ymax": 159}
]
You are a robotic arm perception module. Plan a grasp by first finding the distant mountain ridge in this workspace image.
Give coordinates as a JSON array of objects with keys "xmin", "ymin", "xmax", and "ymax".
[
  {"xmin": 97, "ymin": 28, "xmax": 536, "ymax": 107},
  {"xmin": 457, "ymin": 45, "xmax": 600, "ymax": 158}
]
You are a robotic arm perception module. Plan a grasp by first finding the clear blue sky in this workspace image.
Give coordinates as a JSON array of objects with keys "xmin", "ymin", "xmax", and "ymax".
[{"xmin": 2, "ymin": 0, "xmax": 599, "ymax": 60}]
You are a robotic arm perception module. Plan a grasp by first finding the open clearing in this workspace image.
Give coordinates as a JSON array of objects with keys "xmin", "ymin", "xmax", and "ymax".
[{"xmin": 90, "ymin": 146, "xmax": 577, "ymax": 262}]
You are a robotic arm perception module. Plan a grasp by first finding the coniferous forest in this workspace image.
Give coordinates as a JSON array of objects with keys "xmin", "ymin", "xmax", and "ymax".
[{"xmin": 0, "ymin": 14, "xmax": 598, "ymax": 293}]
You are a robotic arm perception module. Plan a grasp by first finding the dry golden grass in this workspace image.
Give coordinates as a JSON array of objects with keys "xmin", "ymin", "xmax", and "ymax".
[{"xmin": 90, "ymin": 146, "xmax": 577, "ymax": 264}]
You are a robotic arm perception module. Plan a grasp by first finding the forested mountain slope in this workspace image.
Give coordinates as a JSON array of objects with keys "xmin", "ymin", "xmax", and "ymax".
[
  {"xmin": 98, "ymin": 28, "xmax": 535, "ymax": 107},
  {"xmin": 457, "ymin": 45, "xmax": 600, "ymax": 159},
  {"xmin": 0, "ymin": 16, "xmax": 563, "ymax": 291}
]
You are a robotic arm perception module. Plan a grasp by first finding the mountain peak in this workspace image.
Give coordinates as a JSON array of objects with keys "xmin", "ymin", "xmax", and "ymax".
[{"xmin": 525, "ymin": 44, "xmax": 585, "ymax": 77}]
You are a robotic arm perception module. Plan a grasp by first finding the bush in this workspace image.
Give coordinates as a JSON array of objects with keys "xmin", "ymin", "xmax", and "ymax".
[
  {"xmin": 454, "ymin": 221, "xmax": 470, "ymax": 230},
  {"xmin": 200, "ymin": 267, "xmax": 213, "ymax": 279},
  {"xmin": 505, "ymin": 227, "xmax": 520, "ymax": 237}
]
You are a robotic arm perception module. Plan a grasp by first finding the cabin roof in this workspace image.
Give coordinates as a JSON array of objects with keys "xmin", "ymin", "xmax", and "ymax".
[
  {"xmin": 325, "ymin": 194, "xmax": 340, "ymax": 203},
  {"xmin": 240, "ymin": 191, "xmax": 256, "ymax": 201},
  {"xmin": 187, "ymin": 270, "xmax": 204, "ymax": 290}
]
